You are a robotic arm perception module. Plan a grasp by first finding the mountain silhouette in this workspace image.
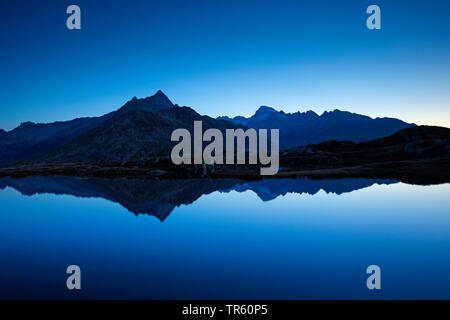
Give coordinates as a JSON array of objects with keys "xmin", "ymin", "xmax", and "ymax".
[
  {"xmin": 0, "ymin": 113, "xmax": 114, "ymax": 166},
  {"xmin": 218, "ymin": 107, "xmax": 415, "ymax": 148},
  {"xmin": 0, "ymin": 91, "xmax": 241, "ymax": 166},
  {"xmin": 0, "ymin": 90, "xmax": 418, "ymax": 166},
  {"xmin": 0, "ymin": 91, "xmax": 180, "ymax": 166},
  {"xmin": 118, "ymin": 90, "xmax": 175, "ymax": 113}
]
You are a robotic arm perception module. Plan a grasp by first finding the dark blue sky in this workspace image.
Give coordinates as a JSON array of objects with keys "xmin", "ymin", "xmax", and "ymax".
[{"xmin": 1, "ymin": 0, "xmax": 449, "ymax": 130}]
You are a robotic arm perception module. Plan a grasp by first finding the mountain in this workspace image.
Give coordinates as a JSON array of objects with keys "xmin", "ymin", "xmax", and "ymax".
[
  {"xmin": 0, "ymin": 114, "xmax": 114, "ymax": 166},
  {"xmin": 218, "ymin": 107, "xmax": 416, "ymax": 148},
  {"xmin": 117, "ymin": 89, "xmax": 175, "ymax": 113},
  {"xmin": 0, "ymin": 90, "xmax": 421, "ymax": 167},
  {"xmin": 218, "ymin": 115, "xmax": 247, "ymax": 125},
  {"xmin": 23, "ymin": 93, "xmax": 241, "ymax": 166},
  {"xmin": 0, "ymin": 90, "xmax": 239, "ymax": 166},
  {"xmin": 0, "ymin": 89, "xmax": 175, "ymax": 166}
]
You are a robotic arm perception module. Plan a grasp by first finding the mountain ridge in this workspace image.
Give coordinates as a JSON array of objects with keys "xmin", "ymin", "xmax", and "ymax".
[
  {"xmin": 218, "ymin": 107, "xmax": 416, "ymax": 148},
  {"xmin": 0, "ymin": 91, "xmax": 192, "ymax": 166},
  {"xmin": 0, "ymin": 90, "xmax": 420, "ymax": 166}
]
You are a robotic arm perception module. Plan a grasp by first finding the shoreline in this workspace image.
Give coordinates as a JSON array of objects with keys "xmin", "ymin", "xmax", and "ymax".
[{"xmin": 1, "ymin": 157, "xmax": 449, "ymax": 185}]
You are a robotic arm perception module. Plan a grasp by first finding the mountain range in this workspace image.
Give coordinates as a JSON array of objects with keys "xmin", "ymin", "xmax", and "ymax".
[
  {"xmin": 218, "ymin": 106, "xmax": 415, "ymax": 148},
  {"xmin": 0, "ymin": 90, "xmax": 417, "ymax": 166}
]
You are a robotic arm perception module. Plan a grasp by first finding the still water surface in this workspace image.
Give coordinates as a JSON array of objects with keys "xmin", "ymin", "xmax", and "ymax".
[{"xmin": 0, "ymin": 177, "xmax": 449, "ymax": 299}]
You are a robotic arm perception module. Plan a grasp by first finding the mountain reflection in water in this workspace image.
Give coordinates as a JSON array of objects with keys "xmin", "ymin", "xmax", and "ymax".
[{"xmin": 0, "ymin": 177, "xmax": 398, "ymax": 221}]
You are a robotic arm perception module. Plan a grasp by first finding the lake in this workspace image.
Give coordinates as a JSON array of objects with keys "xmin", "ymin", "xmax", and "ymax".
[{"xmin": 0, "ymin": 177, "xmax": 449, "ymax": 299}]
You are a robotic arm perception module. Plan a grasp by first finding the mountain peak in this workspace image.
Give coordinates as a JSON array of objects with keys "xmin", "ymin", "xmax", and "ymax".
[
  {"xmin": 304, "ymin": 110, "xmax": 319, "ymax": 117},
  {"xmin": 151, "ymin": 89, "xmax": 170, "ymax": 101},
  {"xmin": 121, "ymin": 90, "xmax": 174, "ymax": 113},
  {"xmin": 255, "ymin": 105, "xmax": 276, "ymax": 114},
  {"xmin": 143, "ymin": 90, "xmax": 173, "ymax": 106},
  {"xmin": 321, "ymin": 109, "xmax": 343, "ymax": 115},
  {"xmin": 17, "ymin": 121, "xmax": 36, "ymax": 129}
]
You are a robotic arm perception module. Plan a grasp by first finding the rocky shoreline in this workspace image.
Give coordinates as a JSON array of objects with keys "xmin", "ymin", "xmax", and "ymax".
[{"xmin": 0, "ymin": 156, "xmax": 448, "ymax": 185}]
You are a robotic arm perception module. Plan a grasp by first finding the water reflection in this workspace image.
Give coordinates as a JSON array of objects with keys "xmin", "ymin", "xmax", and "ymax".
[
  {"xmin": 0, "ymin": 177, "xmax": 449, "ymax": 299},
  {"xmin": 0, "ymin": 177, "xmax": 398, "ymax": 221}
]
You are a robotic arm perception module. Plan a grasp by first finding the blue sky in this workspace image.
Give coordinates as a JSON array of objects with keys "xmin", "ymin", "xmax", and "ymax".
[{"xmin": 0, "ymin": 0, "xmax": 449, "ymax": 130}]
